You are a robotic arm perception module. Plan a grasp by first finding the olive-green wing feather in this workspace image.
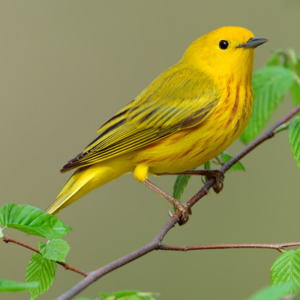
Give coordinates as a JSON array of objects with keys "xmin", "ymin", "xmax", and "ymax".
[{"xmin": 61, "ymin": 63, "xmax": 220, "ymax": 173}]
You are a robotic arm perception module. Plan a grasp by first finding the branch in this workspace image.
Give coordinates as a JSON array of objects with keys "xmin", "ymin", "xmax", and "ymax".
[
  {"xmin": 2, "ymin": 236, "xmax": 88, "ymax": 277},
  {"xmin": 159, "ymin": 242, "xmax": 300, "ymax": 253},
  {"xmin": 56, "ymin": 104, "xmax": 300, "ymax": 300}
]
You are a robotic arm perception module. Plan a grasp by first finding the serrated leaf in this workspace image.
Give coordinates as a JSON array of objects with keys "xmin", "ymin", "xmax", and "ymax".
[
  {"xmin": 221, "ymin": 152, "xmax": 245, "ymax": 172},
  {"xmin": 0, "ymin": 278, "xmax": 38, "ymax": 292},
  {"xmin": 271, "ymin": 249, "xmax": 300, "ymax": 292},
  {"xmin": 289, "ymin": 118, "xmax": 300, "ymax": 169},
  {"xmin": 39, "ymin": 239, "xmax": 70, "ymax": 262},
  {"xmin": 26, "ymin": 252, "xmax": 56, "ymax": 300},
  {"xmin": 99, "ymin": 290, "xmax": 158, "ymax": 300},
  {"xmin": 0, "ymin": 203, "xmax": 71, "ymax": 239},
  {"xmin": 248, "ymin": 284, "xmax": 292, "ymax": 300},
  {"xmin": 267, "ymin": 51, "xmax": 282, "ymax": 67},
  {"xmin": 241, "ymin": 66, "xmax": 294, "ymax": 144}
]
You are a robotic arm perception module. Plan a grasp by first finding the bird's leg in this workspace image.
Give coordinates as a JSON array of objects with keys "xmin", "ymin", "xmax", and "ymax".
[
  {"xmin": 142, "ymin": 179, "xmax": 192, "ymax": 225},
  {"xmin": 157, "ymin": 169, "xmax": 225, "ymax": 194}
]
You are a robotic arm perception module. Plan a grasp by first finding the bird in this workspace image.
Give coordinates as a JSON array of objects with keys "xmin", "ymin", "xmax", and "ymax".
[{"xmin": 46, "ymin": 26, "xmax": 267, "ymax": 224}]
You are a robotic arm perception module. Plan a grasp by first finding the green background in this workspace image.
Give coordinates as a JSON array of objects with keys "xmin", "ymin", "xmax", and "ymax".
[{"xmin": 1, "ymin": 1, "xmax": 300, "ymax": 299}]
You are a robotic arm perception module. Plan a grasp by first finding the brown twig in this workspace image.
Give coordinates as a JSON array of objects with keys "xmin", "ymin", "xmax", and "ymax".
[
  {"xmin": 55, "ymin": 103, "xmax": 300, "ymax": 300},
  {"xmin": 2, "ymin": 236, "xmax": 88, "ymax": 277},
  {"xmin": 159, "ymin": 242, "xmax": 300, "ymax": 253}
]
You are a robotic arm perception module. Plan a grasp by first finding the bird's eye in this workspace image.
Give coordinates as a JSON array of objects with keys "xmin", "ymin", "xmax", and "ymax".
[{"xmin": 219, "ymin": 40, "xmax": 229, "ymax": 50}]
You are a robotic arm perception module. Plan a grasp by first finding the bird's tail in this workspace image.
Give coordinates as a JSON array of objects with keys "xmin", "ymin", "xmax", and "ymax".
[{"xmin": 46, "ymin": 156, "xmax": 134, "ymax": 215}]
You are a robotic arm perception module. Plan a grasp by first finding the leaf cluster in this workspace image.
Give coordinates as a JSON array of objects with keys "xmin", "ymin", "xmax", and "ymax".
[{"xmin": 0, "ymin": 204, "xmax": 71, "ymax": 299}]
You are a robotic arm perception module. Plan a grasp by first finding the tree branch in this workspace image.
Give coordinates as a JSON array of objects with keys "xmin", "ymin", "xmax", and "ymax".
[
  {"xmin": 56, "ymin": 104, "xmax": 300, "ymax": 300},
  {"xmin": 159, "ymin": 242, "xmax": 300, "ymax": 253},
  {"xmin": 2, "ymin": 236, "xmax": 88, "ymax": 277}
]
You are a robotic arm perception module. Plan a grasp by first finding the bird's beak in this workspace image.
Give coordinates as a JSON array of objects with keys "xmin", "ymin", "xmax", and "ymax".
[{"xmin": 237, "ymin": 37, "xmax": 268, "ymax": 49}]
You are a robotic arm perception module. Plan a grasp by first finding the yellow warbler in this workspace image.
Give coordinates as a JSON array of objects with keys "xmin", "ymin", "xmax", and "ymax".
[{"xmin": 46, "ymin": 26, "xmax": 267, "ymax": 222}]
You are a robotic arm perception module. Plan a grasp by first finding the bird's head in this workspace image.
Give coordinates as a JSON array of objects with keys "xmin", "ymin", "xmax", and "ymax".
[{"xmin": 183, "ymin": 26, "xmax": 268, "ymax": 79}]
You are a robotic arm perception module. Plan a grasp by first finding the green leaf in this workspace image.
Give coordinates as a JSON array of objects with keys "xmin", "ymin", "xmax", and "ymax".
[
  {"xmin": 221, "ymin": 152, "xmax": 245, "ymax": 172},
  {"xmin": 26, "ymin": 252, "xmax": 56, "ymax": 300},
  {"xmin": 203, "ymin": 161, "xmax": 211, "ymax": 183},
  {"xmin": 99, "ymin": 290, "xmax": 158, "ymax": 300},
  {"xmin": 39, "ymin": 239, "xmax": 70, "ymax": 262},
  {"xmin": 266, "ymin": 50, "xmax": 282, "ymax": 67},
  {"xmin": 290, "ymin": 59, "xmax": 300, "ymax": 106},
  {"xmin": 273, "ymin": 123, "xmax": 289, "ymax": 134},
  {"xmin": 204, "ymin": 161, "xmax": 211, "ymax": 170},
  {"xmin": 0, "ymin": 203, "xmax": 71, "ymax": 239},
  {"xmin": 287, "ymin": 49, "xmax": 298, "ymax": 66},
  {"xmin": 291, "ymin": 82, "xmax": 300, "ymax": 106},
  {"xmin": 173, "ymin": 175, "xmax": 191, "ymax": 200},
  {"xmin": 284, "ymin": 55, "xmax": 294, "ymax": 70},
  {"xmin": 0, "ymin": 278, "xmax": 38, "ymax": 293},
  {"xmin": 271, "ymin": 249, "xmax": 300, "ymax": 292},
  {"xmin": 241, "ymin": 66, "xmax": 294, "ymax": 144},
  {"xmin": 248, "ymin": 284, "xmax": 292, "ymax": 300},
  {"xmin": 289, "ymin": 118, "xmax": 300, "ymax": 169}
]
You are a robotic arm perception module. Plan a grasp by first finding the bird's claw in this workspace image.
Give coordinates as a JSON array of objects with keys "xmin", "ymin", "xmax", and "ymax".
[
  {"xmin": 176, "ymin": 202, "xmax": 192, "ymax": 226},
  {"xmin": 206, "ymin": 170, "xmax": 225, "ymax": 193}
]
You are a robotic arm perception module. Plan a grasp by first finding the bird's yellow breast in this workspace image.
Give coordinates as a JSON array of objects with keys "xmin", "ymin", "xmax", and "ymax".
[{"xmin": 133, "ymin": 73, "xmax": 253, "ymax": 174}]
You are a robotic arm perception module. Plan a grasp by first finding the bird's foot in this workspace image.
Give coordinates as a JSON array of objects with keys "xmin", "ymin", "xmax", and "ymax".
[
  {"xmin": 173, "ymin": 201, "xmax": 192, "ymax": 226},
  {"xmin": 142, "ymin": 179, "xmax": 192, "ymax": 225},
  {"xmin": 205, "ymin": 169, "xmax": 224, "ymax": 193}
]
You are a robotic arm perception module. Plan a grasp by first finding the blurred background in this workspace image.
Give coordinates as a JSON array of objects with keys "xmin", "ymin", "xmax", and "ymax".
[{"xmin": 1, "ymin": 1, "xmax": 300, "ymax": 299}]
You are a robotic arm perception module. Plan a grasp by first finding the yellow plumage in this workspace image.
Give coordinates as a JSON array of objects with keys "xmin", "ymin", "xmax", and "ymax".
[{"xmin": 46, "ymin": 26, "xmax": 267, "ymax": 216}]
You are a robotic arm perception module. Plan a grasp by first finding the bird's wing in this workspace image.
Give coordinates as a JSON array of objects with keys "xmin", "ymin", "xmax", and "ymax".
[{"xmin": 61, "ymin": 63, "xmax": 220, "ymax": 172}]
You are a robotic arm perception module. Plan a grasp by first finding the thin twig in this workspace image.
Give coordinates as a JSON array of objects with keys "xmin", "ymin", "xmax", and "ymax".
[
  {"xmin": 56, "ymin": 104, "xmax": 300, "ymax": 300},
  {"xmin": 3, "ymin": 236, "xmax": 88, "ymax": 277},
  {"xmin": 159, "ymin": 242, "xmax": 300, "ymax": 253}
]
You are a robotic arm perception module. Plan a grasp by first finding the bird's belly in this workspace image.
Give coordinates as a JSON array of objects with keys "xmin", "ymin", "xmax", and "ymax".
[{"xmin": 133, "ymin": 94, "xmax": 252, "ymax": 174}]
